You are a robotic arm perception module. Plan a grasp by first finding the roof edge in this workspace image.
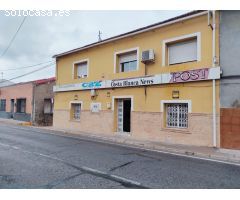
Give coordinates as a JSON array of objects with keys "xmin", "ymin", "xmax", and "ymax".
[{"xmin": 53, "ymin": 10, "xmax": 207, "ymax": 58}]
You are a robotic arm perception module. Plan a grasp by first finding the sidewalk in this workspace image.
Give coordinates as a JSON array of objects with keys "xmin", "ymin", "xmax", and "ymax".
[{"xmin": 1, "ymin": 117, "xmax": 240, "ymax": 165}]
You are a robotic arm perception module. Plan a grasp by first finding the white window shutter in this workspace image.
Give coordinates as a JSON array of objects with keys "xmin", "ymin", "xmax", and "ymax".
[
  {"xmin": 77, "ymin": 62, "xmax": 87, "ymax": 77},
  {"xmin": 119, "ymin": 52, "xmax": 137, "ymax": 63},
  {"xmin": 168, "ymin": 39, "xmax": 197, "ymax": 65}
]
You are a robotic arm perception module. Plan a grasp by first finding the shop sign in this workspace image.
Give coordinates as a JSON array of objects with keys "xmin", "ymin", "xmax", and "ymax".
[
  {"xmin": 53, "ymin": 67, "xmax": 220, "ymax": 92},
  {"xmin": 110, "ymin": 76, "xmax": 156, "ymax": 88},
  {"xmin": 82, "ymin": 81, "xmax": 102, "ymax": 89},
  {"xmin": 170, "ymin": 68, "xmax": 209, "ymax": 83}
]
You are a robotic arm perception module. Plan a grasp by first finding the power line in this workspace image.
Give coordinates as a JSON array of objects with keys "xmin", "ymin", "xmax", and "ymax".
[
  {"xmin": 0, "ymin": 62, "xmax": 54, "ymax": 84},
  {"xmin": 0, "ymin": 60, "xmax": 54, "ymax": 71},
  {"xmin": 0, "ymin": 16, "xmax": 27, "ymax": 59}
]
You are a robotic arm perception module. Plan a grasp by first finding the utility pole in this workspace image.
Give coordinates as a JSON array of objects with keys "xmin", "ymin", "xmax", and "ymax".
[{"xmin": 98, "ymin": 30, "xmax": 102, "ymax": 42}]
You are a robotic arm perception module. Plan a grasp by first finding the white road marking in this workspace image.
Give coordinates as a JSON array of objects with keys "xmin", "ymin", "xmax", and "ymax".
[
  {"xmin": 0, "ymin": 141, "xmax": 144, "ymax": 188},
  {"xmin": 1, "ymin": 124, "xmax": 240, "ymax": 167}
]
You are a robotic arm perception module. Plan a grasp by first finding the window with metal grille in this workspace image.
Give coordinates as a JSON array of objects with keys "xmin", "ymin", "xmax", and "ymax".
[
  {"xmin": 0, "ymin": 99, "xmax": 6, "ymax": 111},
  {"xmin": 72, "ymin": 103, "xmax": 81, "ymax": 120},
  {"xmin": 166, "ymin": 103, "xmax": 188, "ymax": 128}
]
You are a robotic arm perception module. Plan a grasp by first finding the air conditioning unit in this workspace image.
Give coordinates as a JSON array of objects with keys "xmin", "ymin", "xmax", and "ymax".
[{"xmin": 141, "ymin": 49, "xmax": 155, "ymax": 64}]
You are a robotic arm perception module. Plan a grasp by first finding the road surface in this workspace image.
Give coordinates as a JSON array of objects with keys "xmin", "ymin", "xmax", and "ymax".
[{"xmin": 0, "ymin": 123, "xmax": 240, "ymax": 189}]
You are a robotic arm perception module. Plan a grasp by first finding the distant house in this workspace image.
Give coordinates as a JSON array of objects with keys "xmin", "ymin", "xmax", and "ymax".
[
  {"xmin": 0, "ymin": 79, "xmax": 14, "ymax": 87},
  {"xmin": 0, "ymin": 77, "xmax": 55, "ymax": 126}
]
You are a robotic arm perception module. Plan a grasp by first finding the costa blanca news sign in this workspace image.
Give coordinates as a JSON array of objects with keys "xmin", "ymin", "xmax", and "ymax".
[{"xmin": 53, "ymin": 67, "xmax": 220, "ymax": 92}]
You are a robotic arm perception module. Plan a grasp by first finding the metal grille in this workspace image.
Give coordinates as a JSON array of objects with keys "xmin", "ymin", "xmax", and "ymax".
[
  {"xmin": 166, "ymin": 103, "xmax": 188, "ymax": 128},
  {"xmin": 73, "ymin": 103, "xmax": 81, "ymax": 120},
  {"xmin": 117, "ymin": 99, "xmax": 123, "ymax": 132}
]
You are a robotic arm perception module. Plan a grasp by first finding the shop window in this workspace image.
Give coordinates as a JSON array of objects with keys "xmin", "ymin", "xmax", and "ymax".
[
  {"xmin": 162, "ymin": 32, "xmax": 201, "ymax": 66},
  {"xmin": 16, "ymin": 98, "xmax": 26, "ymax": 113},
  {"xmin": 71, "ymin": 103, "xmax": 81, "ymax": 120},
  {"xmin": 114, "ymin": 48, "xmax": 139, "ymax": 73},
  {"xmin": 73, "ymin": 59, "xmax": 88, "ymax": 79},
  {"xmin": 165, "ymin": 103, "xmax": 188, "ymax": 128},
  {"xmin": 44, "ymin": 98, "xmax": 53, "ymax": 114},
  {"xmin": 0, "ymin": 99, "xmax": 6, "ymax": 111}
]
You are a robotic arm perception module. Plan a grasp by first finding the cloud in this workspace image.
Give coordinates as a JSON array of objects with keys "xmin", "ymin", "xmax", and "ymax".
[{"xmin": 0, "ymin": 10, "xmax": 188, "ymax": 83}]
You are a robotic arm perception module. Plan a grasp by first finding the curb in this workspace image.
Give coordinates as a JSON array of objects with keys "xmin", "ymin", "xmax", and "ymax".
[
  {"xmin": 1, "ymin": 121, "xmax": 240, "ymax": 166},
  {"xmin": 31, "ymin": 126, "xmax": 240, "ymax": 166}
]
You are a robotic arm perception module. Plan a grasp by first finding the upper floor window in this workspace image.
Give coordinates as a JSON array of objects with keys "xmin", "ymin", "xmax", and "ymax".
[
  {"xmin": 162, "ymin": 32, "xmax": 201, "ymax": 66},
  {"xmin": 114, "ymin": 48, "xmax": 139, "ymax": 73},
  {"xmin": 73, "ymin": 59, "xmax": 88, "ymax": 79},
  {"xmin": 0, "ymin": 99, "xmax": 6, "ymax": 111},
  {"xmin": 168, "ymin": 38, "xmax": 197, "ymax": 65},
  {"xmin": 119, "ymin": 51, "xmax": 137, "ymax": 72}
]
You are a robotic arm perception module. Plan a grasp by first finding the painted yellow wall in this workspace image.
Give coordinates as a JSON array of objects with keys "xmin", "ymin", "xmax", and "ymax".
[{"xmin": 55, "ymin": 12, "xmax": 220, "ymax": 114}]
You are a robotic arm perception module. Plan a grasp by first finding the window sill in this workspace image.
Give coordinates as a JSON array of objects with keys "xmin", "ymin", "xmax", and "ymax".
[
  {"xmin": 74, "ymin": 77, "xmax": 88, "ymax": 80},
  {"xmin": 161, "ymin": 127, "xmax": 191, "ymax": 134},
  {"xmin": 167, "ymin": 60, "xmax": 197, "ymax": 66},
  {"xmin": 115, "ymin": 131, "xmax": 132, "ymax": 136},
  {"xmin": 117, "ymin": 70, "xmax": 138, "ymax": 74},
  {"xmin": 69, "ymin": 119, "xmax": 81, "ymax": 123}
]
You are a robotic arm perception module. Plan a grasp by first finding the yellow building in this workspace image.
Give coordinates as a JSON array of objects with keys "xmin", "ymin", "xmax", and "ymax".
[{"xmin": 53, "ymin": 11, "xmax": 221, "ymax": 147}]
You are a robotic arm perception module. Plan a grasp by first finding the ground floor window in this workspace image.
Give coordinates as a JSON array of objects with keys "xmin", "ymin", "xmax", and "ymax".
[
  {"xmin": 0, "ymin": 99, "xmax": 6, "ymax": 111},
  {"xmin": 71, "ymin": 103, "xmax": 81, "ymax": 120},
  {"xmin": 16, "ymin": 98, "xmax": 26, "ymax": 113},
  {"xmin": 166, "ymin": 103, "xmax": 188, "ymax": 128}
]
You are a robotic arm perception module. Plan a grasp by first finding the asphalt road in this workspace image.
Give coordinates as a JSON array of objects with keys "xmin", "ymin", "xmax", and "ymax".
[{"xmin": 0, "ymin": 123, "xmax": 240, "ymax": 189}]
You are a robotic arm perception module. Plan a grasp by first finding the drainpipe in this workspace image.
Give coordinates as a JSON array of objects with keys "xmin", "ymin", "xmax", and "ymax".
[{"xmin": 211, "ymin": 10, "xmax": 217, "ymax": 147}]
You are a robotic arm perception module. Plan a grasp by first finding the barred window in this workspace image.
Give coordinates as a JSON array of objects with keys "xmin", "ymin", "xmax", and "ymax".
[
  {"xmin": 72, "ymin": 103, "xmax": 81, "ymax": 120},
  {"xmin": 166, "ymin": 103, "xmax": 188, "ymax": 128}
]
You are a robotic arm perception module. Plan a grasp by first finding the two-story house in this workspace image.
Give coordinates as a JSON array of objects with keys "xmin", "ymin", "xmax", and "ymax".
[{"xmin": 53, "ymin": 11, "xmax": 221, "ymax": 147}]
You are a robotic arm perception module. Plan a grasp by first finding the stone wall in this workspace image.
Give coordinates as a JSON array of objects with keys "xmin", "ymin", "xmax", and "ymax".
[{"xmin": 53, "ymin": 109, "xmax": 218, "ymax": 147}]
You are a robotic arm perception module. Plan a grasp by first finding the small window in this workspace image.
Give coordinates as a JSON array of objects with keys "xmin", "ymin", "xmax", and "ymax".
[
  {"xmin": 165, "ymin": 103, "xmax": 188, "ymax": 128},
  {"xmin": 118, "ymin": 51, "xmax": 137, "ymax": 72},
  {"xmin": 44, "ymin": 98, "xmax": 53, "ymax": 114},
  {"xmin": 168, "ymin": 38, "xmax": 197, "ymax": 65},
  {"xmin": 71, "ymin": 103, "xmax": 81, "ymax": 120},
  {"xmin": 0, "ymin": 99, "xmax": 6, "ymax": 111},
  {"xmin": 74, "ymin": 61, "xmax": 88, "ymax": 79},
  {"xmin": 16, "ymin": 98, "xmax": 26, "ymax": 113}
]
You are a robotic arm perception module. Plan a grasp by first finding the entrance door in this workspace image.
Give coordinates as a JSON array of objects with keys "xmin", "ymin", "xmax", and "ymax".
[
  {"xmin": 10, "ymin": 99, "xmax": 14, "ymax": 118},
  {"xmin": 117, "ymin": 99, "xmax": 131, "ymax": 133}
]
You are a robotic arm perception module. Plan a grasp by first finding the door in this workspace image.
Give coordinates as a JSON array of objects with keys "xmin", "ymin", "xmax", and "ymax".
[
  {"xmin": 117, "ymin": 99, "xmax": 131, "ymax": 133},
  {"xmin": 10, "ymin": 99, "xmax": 14, "ymax": 118}
]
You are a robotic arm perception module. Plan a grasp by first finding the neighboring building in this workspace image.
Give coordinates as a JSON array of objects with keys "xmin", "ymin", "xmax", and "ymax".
[
  {"xmin": 220, "ymin": 11, "xmax": 240, "ymax": 149},
  {"xmin": 53, "ymin": 11, "xmax": 221, "ymax": 147},
  {"xmin": 0, "ymin": 77, "xmax": 55, "ymax": 126},
  {"xmin": 0, "ymin": 79, "xmax": 14, "ymax": 87}
]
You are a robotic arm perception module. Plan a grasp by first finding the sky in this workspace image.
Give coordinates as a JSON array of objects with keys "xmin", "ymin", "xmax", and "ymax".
[{"xmin": 0, "ymin": 10, "xmax": 188, "ymax": 83}]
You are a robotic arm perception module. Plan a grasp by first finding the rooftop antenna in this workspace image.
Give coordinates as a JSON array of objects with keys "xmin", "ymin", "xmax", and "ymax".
[{"xmin": 98, "ymin": 30, "xmax": 102, "ymax": 42}]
